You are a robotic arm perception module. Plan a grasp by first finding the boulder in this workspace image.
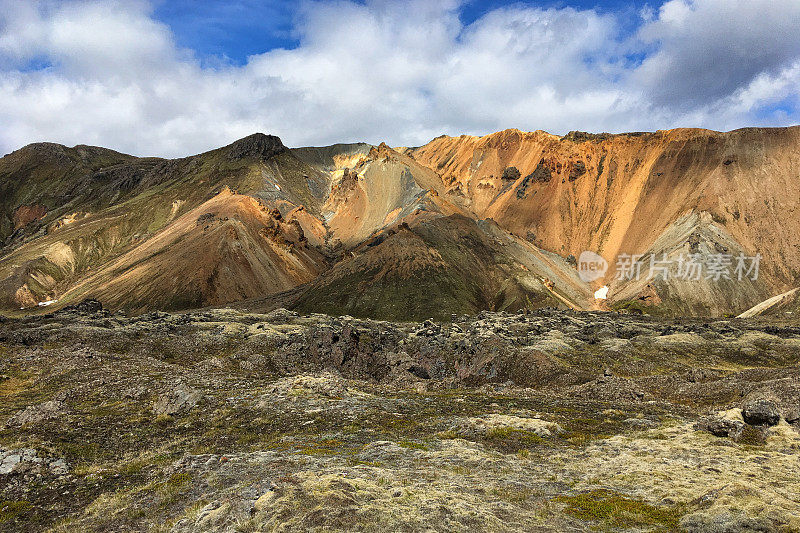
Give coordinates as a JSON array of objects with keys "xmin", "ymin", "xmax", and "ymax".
[
  {"xmin": 742, "ymin": 384, "xmax": 800, "ymax": 424},
  {"xmin": 49, "ymin": 459, "xmax": 69, "ymax": 475},
  {"xmin": 153, "ymin": 384, "xmax": 203, "ymax": 416},
  {"xmin": 699, "ymin": 417, "xmax": 745, "ymax": 439},
  {"xmin": 697, "ymin": 408, "xmax": 746, "ymax": 439},
  {"xmin": 0, "ymin": 448, "xmax": 67, "ymax": 476},
  {"xmin": 742, "ymin": 398, "xmax": 781, "ymax": 426},
  {"xmin": 0, "ymin": 453, "xmax": 22, "ymax": 475}
]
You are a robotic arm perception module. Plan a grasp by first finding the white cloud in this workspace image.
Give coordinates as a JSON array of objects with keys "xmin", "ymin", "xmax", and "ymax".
[
  {"xmin": 733, "ymin": 62, "xmax": 800, "ymax": 111},
  {"xmin": 634, "ymin": 0, "xmax": 800, "ymax": 109},
  {"xmin": 0, "ymin": 0, "xmax": 798, "ymax": 158}
]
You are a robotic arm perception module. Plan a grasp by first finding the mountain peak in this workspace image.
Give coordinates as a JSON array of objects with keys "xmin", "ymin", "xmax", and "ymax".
[
  {"xmin": 7, "ymin": 141, "xmax": 69, "ymax": 160},
  {"xmin": 226, "ymin": 133, "xmax": 287, "ymax": 161}
]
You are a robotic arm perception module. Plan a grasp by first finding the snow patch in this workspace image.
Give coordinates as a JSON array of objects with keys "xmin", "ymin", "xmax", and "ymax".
[{"xmin": 594, "ymin": 286, "xmax": 609, "ymax": 300}]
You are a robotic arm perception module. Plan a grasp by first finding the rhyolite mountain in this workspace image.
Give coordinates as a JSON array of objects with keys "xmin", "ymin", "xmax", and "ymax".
[{"xmin": 1, "ymin": 127, "xmax": 799, "ymax": 320}]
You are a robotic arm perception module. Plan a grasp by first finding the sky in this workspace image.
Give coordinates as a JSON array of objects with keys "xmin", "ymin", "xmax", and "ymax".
[{"xmin": 0, "ymin": 0, "xmax": 799, "ymax": 158}]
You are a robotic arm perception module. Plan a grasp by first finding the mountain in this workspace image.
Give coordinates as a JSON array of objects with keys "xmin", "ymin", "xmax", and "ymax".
[
  {"xmin": 1, "ymin": 126, "xmax": 799, "ymax": 319},
  {"xmin": 408, "ymin": 127, "xmax": 800, "ymax": 315},
  {"xmin": 0, "ymin": 134, "xmax": 331, "ymax": 313},
  {"xmin": 291, "ymin": 214, "xmax": 591, "ymax": 321}
]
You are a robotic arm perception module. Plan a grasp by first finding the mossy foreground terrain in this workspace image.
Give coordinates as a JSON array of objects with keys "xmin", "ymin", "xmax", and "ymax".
[{"xmin": 1, "ymin": 303, "xmax": 800, "ymax": 531}]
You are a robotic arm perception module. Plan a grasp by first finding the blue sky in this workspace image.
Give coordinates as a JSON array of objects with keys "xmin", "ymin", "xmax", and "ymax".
[
  {"xmin": 153, "ymin": 0, "xmax": 299, "ymax": 65},
  {"xmin": 1, "ymin": 0, "xmax": 799, "ymax": 157},
  {"xmin": 154, "ymin": 0, "xmax": 661, "ymax": 65}
]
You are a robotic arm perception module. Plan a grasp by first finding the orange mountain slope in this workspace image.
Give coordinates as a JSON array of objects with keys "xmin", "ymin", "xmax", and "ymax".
[{"xmin": 409, "ymin": 127, "xmax": 800, "ymax": 312}]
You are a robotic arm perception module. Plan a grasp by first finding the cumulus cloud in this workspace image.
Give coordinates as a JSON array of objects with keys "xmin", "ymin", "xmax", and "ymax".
[
  {"xmin": 634, "ymin": 0, "xmax": 800, "ymax": 109},
  {"xmin": 0, "ymin": 0, "xmax": 798, "ymax": 157}
]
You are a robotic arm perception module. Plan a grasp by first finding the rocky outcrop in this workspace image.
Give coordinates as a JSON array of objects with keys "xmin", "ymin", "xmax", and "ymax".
[
  {"xmin": 225, "ymin": 133, "xmax": 287, "ymax": 161},
  {"xmin": 501, "ymin": 166, "xmax": 521, "ymax": 181},
  {"xmin": 153, "ymin": 384, "xmax": 203, "ymax": 416},
  {"xmin": 742, "ymin": 398, "xmax": 781, "ymax": 426},
  {"xmin": 0, "ymin": 448, "xmax": 69, "ymax": 476},
  {"xmin": 5, "ymin": 400, "xmax": 67, "ymax": 428},
  {"xmin": 568, "ymin": 160, "xmax": 586, "ymax": 182}
]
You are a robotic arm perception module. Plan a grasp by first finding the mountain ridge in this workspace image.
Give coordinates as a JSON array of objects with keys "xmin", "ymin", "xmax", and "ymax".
[{"xmin": 2, "ymin": 126, "xmax": 799, "ymax": 320}]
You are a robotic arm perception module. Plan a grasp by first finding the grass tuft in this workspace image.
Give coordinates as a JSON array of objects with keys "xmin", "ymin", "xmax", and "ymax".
[
  {"xmin": 0, "ymin": 500, "xmax": 33, "ymax": 523},
  {"xmin": 556, "ymin": 489, "xmax": 683, "ymax": 529}
]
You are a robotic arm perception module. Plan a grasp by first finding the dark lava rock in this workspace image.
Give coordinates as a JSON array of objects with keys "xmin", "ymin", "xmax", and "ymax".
[
  {"xmin": 226, "ymin": 133, "xmax": 287, "ymax": 161},
  {"xmin": 408, "ymin": 365, "xmax": 431, "ymax": 380},
  {"xmin": 501, "ymin": 166, "xmax": 521, "ymax": 181},
  {"xmin": 698, "ymin": 417, "xmax": 745, "ymax": 439},
  {"xmin": 696, "ymin": 415, "xmax": 769, "ymax": 444},
  {"xmin": 197, "ymin": 212, "xmax": 215, "ymax": 225},
  {"xmin": 529, "ymin": 159, "xmax": 553, "ymax": 183},
  {"xmin": 517, "ymin": 159, "xmax": 553, "ymax": 198},
  {"xmin": 58, "ymin": 299, "xmax": 104, "ymax": 315},
  {"xmin": 568, "ymin": 161, "xmax": 586, "ymax": 182},
  {"xmin": 784, "ymin": 406, "xmax": 800, "ymax": 424},
  {"xmin": 742, "ymin": 399, "xmax": 780, "ymax": 426}
]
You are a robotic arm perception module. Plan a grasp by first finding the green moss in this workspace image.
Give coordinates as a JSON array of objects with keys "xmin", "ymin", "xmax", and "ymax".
[
  {"xmin": 556, "ymin": 415, "xmax": 622, "ymax": 446},
  {"xmin": 57, "ymin": 440, "xmax": 105, "ymax": 465},
  {"xmin": 0, "ymin": 376, "xmax": 33, "ymax": 401},
  {"xmin": 485, "ymin": 427, "xmax": 545, "ymax": 444},
  {"xmin": 0, "ymin": 500, "xmax": 33, "ymax": 523},
  {"xmin": 164, "ymin": 472, "xmax": 192, "ymax": 488},
  {"xmin": 397, "ymin": 440, "xmax": 428, "ymax": 450},
  {"xmin": 556, "ymin": 489, "xmax": 683, "ymax": 529},
  {"xmin": 118, "ymin": 458, "xmax": 149, "ymax": 477},
  {"xmin": 612, "ymin": 300, "xmax": 655, "ymax": 316},
  {"xmin": 371, "ymin": 414, "xmax": 416, "ymax": 432},
  {"xmin": 154, "ymin": 414, "xmax": 174, "ymax": 426},
  {"xmin": 445, "ymin": 465, "xmax": 473, "ymax": 476},
  {"xmin": 480, "ymin": 427, "xmax": 548, "ymax": 453}
]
